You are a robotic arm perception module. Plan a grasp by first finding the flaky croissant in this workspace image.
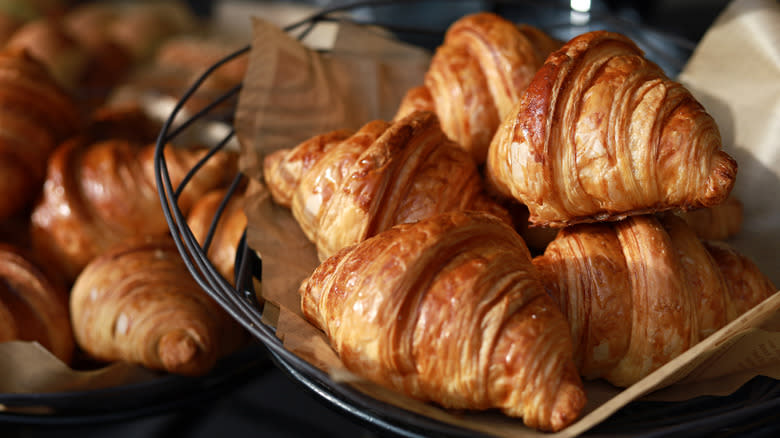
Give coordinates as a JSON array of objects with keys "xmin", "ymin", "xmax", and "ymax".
[
  {"xmin": 187, "ymin": 187, "xmax": 248, "ymax": 285},
  {"xmin": 0, "ymin": 48, "xmax": 80, "ymax": 220},
  {"xmin": 395, "ymin": 12, "xmax": 559, "ymax": 163},
  {"xmin": 533, "ymin": 214, "xmax": 776, "ymax": 387},
  {"xmin": 300, "ymin": 211, "xmax": 586, "ymax": 432},
  {"xmin": 70, "ymin": 235, "xmax": 245, "ymax": 376},
  {"xmin": 486, "ymin": 30, "xmax": 737, "ymax": 227},
  {"xmin": 263, "ymin": 110, "xmax": 510, "ymax": 261},
  {"xmin": 31, "ymin": 105, "xmax": 237, "ymax": 282},
  {"xmin": 0, "ymin": 243, "xmax": 74, "ymax": 364}
]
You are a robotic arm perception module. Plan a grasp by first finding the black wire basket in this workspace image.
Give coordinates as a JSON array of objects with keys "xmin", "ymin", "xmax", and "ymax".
[{"xmin": 153, "ymin": 1, "xmax": 780, "ymax": 437}]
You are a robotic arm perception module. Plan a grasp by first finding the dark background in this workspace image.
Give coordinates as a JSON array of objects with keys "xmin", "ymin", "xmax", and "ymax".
[{"xmin": 4, "ymin": 1, "xmax": 774, "ymax": 438}]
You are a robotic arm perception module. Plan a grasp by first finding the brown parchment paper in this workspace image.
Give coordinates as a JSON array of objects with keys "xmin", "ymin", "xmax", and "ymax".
[
  {"xmin": 233, "ymin": 16, "xmax": 431, "ymax": 181},
  {"xmin": 0, "ymin": 342, "xmax": 158, "ymax": 400},
  {"xmin": 238, "ymin": 0, "xmax": 780, "ymax": 436}
]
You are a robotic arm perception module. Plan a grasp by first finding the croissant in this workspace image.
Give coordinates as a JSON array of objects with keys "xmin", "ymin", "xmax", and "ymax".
[
  {"xmin": 301, "ymin": 211, "xmax": 586, "ymax": 432},
  {"xmin": 187, "ymin": 187, "xmax": 248, "ymax": 285},
  {"xmin": 0, "ymin": 47, "xmax": 80, "ymax": 220},
  {"xmin": 70, "ymin": 234, "xmax": 245, "ymax": 376},
  {"xmin": 395, "ymin": 12, "xmax": 559, "ymax": 163},
  {"xmin": 676, "ymin": 195, "xmax": 743, "ymax": 240},
  {"xmin": 263, "ymin": 110, "xmax": 510, "ymax": 261},
  {"xmin": 107, "ymin": 2, "xmax": 196, "ymax": 62},
  {"xmin": 62, "ymin": 7, "xmax": 135, "ymax": 109},
  {"xmin": 0, "ymin": 243, "xmax": 74, "ymax": 364},
  {"xmin": 486, "ymin": 30, "xmax": 737, "ymax": 227},
  {"xmin": 5, "ymin": 17, "xmax": 92, "ymax": 92},
  {"xmin": 30, "ymin": 105, "xmax": 237, "ymax": 282},
  {"xmin": 533, "ymin": 214, "xmax": 776, "ymax": 387}
]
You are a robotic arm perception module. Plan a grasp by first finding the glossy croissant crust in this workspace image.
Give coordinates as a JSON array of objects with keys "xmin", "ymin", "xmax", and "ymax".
[
  {"xmin": 70, "ymin": 235, "xmax": 244, "ymax": 376},
  {"xmin": 0, "ymin": 244, "xmax": 74, "ymax": 364},
  {"xmin": 395, "ymin": 12, "xmax": 559, "ymax": 163},
  {"xmin": 534, "ymin": 214, "xmax": 775, "ymax": 387},
  {"xmin": 300, "ymin": 211, "xmax": 586, "ymax": 432},
  {"xmin": 486, "ymin": 31, "xmax": 737, "ymax": 227},
  {"xmin": 187, "ymin": 187, "xmax": 248, "ymax": 285},
  {"xmin": 263, "ymin": 111, "xmax": 509, "ymax": 261}
]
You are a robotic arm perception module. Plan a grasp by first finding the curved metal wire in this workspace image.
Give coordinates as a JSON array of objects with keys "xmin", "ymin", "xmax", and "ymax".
[{"xmin": 151, "ymin": 2, "xmax": 717, "ymax": 437}]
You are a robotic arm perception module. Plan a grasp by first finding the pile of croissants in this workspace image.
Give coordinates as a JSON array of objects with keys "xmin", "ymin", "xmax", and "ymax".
[
  {"xmin": 1, "ymin": 2, "xmax": 776, "ymax": 432},
  {"xmin": 0, "ymin": 0, "xmax": 250, "ymax": 378},
  {"xmin": 261, "ymin": 12, "xmax": 777, "ymax": 432}
]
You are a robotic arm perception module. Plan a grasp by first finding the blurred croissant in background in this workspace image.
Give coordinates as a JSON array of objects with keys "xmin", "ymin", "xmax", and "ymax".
[
  {"xmin": 0, "ymin": 243, "xmax": 73, "ymax": 364},
  {"xmin": 70, "ymin": 235, "xmax": 245, "ymax": 376},
  {"xmin": 31, "ymin": 105, "xmax": 238, "ymax": 282},
  {"xmin": 187, "ymin": 186, "xmax": 248, "ymax": 285},
  {"xmin": 676, "ymin": 195, "xmax": 743, "ymax": 241},
  {"xmin": 0, "ymin": 48, "xmax": 80, "ymax": 221}
]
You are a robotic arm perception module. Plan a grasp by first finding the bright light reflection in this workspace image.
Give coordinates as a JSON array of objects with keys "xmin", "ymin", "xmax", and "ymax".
[{"xmin": 571, "ymin": 0, "xmax": 591, "ymax": 12}]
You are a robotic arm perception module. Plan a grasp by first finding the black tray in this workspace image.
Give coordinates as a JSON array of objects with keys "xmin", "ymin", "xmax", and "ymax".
[{"xmin": 153, "ymin": 1, "xmax": 780, "ymax": 437}]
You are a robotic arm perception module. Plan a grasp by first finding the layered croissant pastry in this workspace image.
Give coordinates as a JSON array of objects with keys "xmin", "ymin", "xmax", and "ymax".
[
  {"xmin": 31, "ymin": 105, "xmax": 237, "ymax": 282},
  {"xmin": 70, "ymin": 235, "xmax": 245, "ymax": 376},
  {"xmin": 486, "ymin": 30, "xmax": 737, "ymax": 227},
  {"xmin": 534, "ymin": 214, "xmax": 775, "ymax": 387},
  {"xmin": 0, "ymin": 243, "xmax": 74, "ymax": 364},
  {"xmin": 0, "ymin": 47, "xmax": 80, "ymax": 220},
  {"xmin": 187, "ymin": 187, "xmax": 248, "ymax": 285},
  {"xmin": 263, "ymin": 110, "xmax": 509, "ymax": 261},
  {"xmin": 395, "ymin": 12, "xmax": 559, "ymax": 163},
  {"xmin": 301, "ymin": 211, "xmax": 586, "ymax": 432},
  {"xmin": 517, "ymin": 194, "xmax": 745, "ymax": 254}
]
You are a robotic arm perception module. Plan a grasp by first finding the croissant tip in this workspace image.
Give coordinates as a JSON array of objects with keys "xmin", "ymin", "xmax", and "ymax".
[
  {"xmin": 158, "ymin": 330, "xmax": 212, "ymax": 376},
  {"xmin": 547, "ymin": 378, "xmax": 587, "ymax": 432},
  {"xmin": 696, "ymin": 151, "xmax": 738, "ymax": 209}
]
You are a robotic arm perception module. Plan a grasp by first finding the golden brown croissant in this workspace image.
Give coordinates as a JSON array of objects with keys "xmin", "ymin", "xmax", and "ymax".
[
  {"xmin": 0, "ymin": 48, "xmax": 80, "ymax": 220},
  {"xmin": 70, "ymin": 234, "xmax": 245, "ymax": 376},
  {"xmin": 533, "ymin": 214, "xmax": 776, "ymax": 387},
  {"xmin": 301, "ymin": 211, "xmax": 585, "ymax": 431},
  {"xmin": 0, "ymin": 243, "xmax": 74, "ymax": 364},
  {"xmin": 30, "ymin": 106, "xmax": 237, "ymax": 282},
  {"xmin": 675, "ymin": 195, "xmax": 743, "ymax": 240},
  {"xmin": 187, "ymin": 187, "xmax": 248, "ymax": 285},
  {"xmin": 5, "ymin": 18, "xmax": 92, "ymax": 92},
  {"xmin": 486, "ymin": 30, "xmax": 737, "ymax": 227},
  {"xmin": 263, "ymin": 110, "xmax": 510, "ymax": 261},
  {"xmin": 62, "ymin": 6, "xmax": 134, "ymax": 109},
  {"xmin": 107, "ymin": 2, "xmax": 196, "ymax": 62},
  {"xmin": 125, "ymin": 35, "xmax": 248, "ymax": 115},
  {"xmin": 395, "ymin": 12, "xmax": 559, "ymax": 163}
]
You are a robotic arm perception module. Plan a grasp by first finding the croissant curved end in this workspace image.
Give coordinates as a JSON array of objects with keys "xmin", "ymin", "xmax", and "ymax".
[
  {"xmin": 158, "ymin": 329, "xmax": 212, "ymax": 376},
  {"xmin": 550, "ymin": 367, "xmax": 589, "ymax": 432},
  {"xmin": 700, "ymin": 151, "xmax": 738, "ymax": 208}
]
